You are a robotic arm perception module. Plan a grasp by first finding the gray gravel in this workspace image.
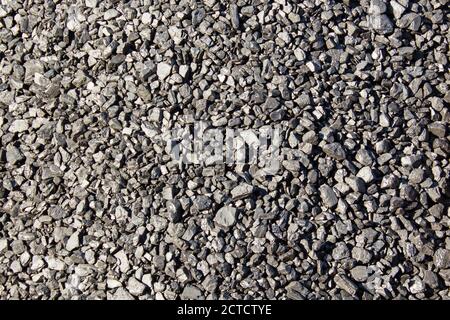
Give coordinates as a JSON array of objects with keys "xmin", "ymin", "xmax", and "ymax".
[{"xmin": 0, "ymin": 0, "xmax": 449, "ymax": 300}]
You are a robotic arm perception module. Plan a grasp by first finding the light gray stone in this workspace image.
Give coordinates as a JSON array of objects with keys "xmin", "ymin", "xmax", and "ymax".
[
  {"xmin": 181, "ymin": 285, "xmax": 204, "ymax": 300},
  {"xmin": 157, "ymin": 62, "xmax": 172, "ymax": 81},
  {"xmin": 8, "ymin": 120, "xmax": 29, "ymax": 133},
  {"xmin": 127, "ymin": 277, "xmax": 146, "ymax": 296},
  {"xmin": 214, "ymin": 206, "xmax": 237, "ymax": 228},
  {"xmin": 231, "ymin": 184, "xmax": 254, "ymax": 200},
  {"xmin": 66, "ymin": 231, "xmax": 80, "ymax": 251}
]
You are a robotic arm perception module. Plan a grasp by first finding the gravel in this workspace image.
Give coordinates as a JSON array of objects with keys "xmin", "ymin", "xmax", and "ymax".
[
  {"xmin": 157, "ymin": 62, "xmax": 172, "ymax": 81},
  {"xmin": 214, "ymin": 206, "xmax": 238, "ymax": 229},
  {"xmin": 0, "ymin": 0, "xmax": 448, "ymax": 301},
  {"xmin": 8, "ymin": 120, "xmax": 29, "ymax": 133}
]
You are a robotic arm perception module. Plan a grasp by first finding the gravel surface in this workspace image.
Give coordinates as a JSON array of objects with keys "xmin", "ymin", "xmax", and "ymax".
[{"xmin": 0, "ymin": 0, "xmax": 449, "ymax": 300}]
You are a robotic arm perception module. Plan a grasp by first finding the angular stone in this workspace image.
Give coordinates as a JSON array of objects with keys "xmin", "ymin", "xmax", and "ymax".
[
  {"xmin": 428, "ymin": 122, "xmax": 446, "ymax": 138},
  {"xmin": 181, "ymin": 285, "xmax": 204, "ymax": 300},
  {"xmin": 345, "ymin": 176, "xmax": 366, "ymax": 193},
  {"xmin": 368, "ymin": 0, "xmax": 387, "ymax": 15},
  {"xmin": 294, "ymin": 48, "xmax": 306, "ymax": 61},
  {"xmin": 114, "ymin": 250, "xmax": 130, "ymax": 273},
  {"xmin": 85, "ymin": 0, "xmax": 98, "ymax": 8},
  {"xmin": 0, "ymin": 239, "xmax": 7, "ymax": 253},
  {"xmin": 434, "ymin": 248, "xmax": 450, "ymax": 269},
  {"xmin": 11, "ymin": 240, "xmax": 26, "ymax": 255},
  {"xmin": 409, "ymin": 277, "xmax": 425, "ymax": 294},
  {"xmin": 231, "ymin": 184, "xmax": 254, "ymax": 200},
  {"xmin": 296, "ymin": 95, "xmax": 312, "ymax": 109},
  {"xmin": 104, "ymin": 9, "xmax": 119, "ymax": 20},
  {"xmin": 9, "ymin": 120, "xmax": 29, "ymax": 133},
  {"xmin": 399, "ymin": 13, "xmax": 422, "ymax": 31},
  {"xmin": 168, "ymin": 26, "xmax": 183, "ymax": 45},
  {"xmin": 390, "ymin": 0, "xmax": 406, "ymax": 19},
  {"xmin": 109, "ymin": 287, "xmax": 135, "ymax": 300},
  {"xmin": 370, "ymin": 14, "xmax": 394, "ymax": 34},
  {"xmin": 350, "ymin": 266, "xmax": 369, "ymax": 282},
  {"xmin": 357, "ymin": 166, "xmax": 375, "ymax": 183},
  {"xmin": 46, "ymin": 257, "xmax": 66, "ymax": 271},
  {"xmin": 322, "ymin": 143, "xmax": 346, "ymax": 160},
  {"xmin": 355, "ymin": 149, "xmax": 375, "ymax": 166},
  {"xmin": 6, "ymin": 145, "xmax": 24, "ymax": 165},
  {"xmin": 49, "ymin": 205, "xmax": 68, "ymax": 220},
  {"xmin": 423, "ymin": 270, "xmax": 439, "ymax": 289},
  {"xmin": 285, "ymin": 282, "xmax": 307, "ymax": 300},
  {"xmin": 335, "ymin": 274, "xmax": 358, "ymax": 296},
  {"xmin": 157, "ymin": 62, "xmax": 172, "ymax": 80},
  {"xmin": 127, "ymin": 277, "xmax": 146, "ymax": 296},
  {"xmin": 282, "ymin": 160, "xmax": 301, "ymax": 173},
  {"xmin": 66, "ymin": 231, "xmax": 80, "ymax": 251},
  {"xmin": 352, "ymin": 247, "xmax": 372, "ymax": 264},
  {"xmin": 194, "ymin": 195, "xmax": 212, "ymax": 211},
  {"xmin": 166, "ymin": 199, "xmax": 182, "ymax": 222},
  {"xmin": 192, "ymin": 8, "xmax": 206, "ymax": 26},
  {"xmin": 332, "ymin": 242, "xmax": 350, "ymax": 260},
  {"xmin": 320, "ymin": 185, "xmax": 338, "ymax": 208},
  {"xmin": 214, "ymin": 206, "xmax": 237, "ymax": 228},
  {"xmin": 306, "ymin": 61, "xmax": 320, "ymax": 72}
]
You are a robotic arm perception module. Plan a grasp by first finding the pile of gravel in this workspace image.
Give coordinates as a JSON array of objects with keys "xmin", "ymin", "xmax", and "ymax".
[{"xmin": 0, "ymin": 0, "xmax": 449, "ymax": 300}]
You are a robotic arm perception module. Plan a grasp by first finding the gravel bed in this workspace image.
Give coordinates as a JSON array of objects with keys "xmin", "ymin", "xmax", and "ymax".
[{"xmin": 0, "ymin": 0, "xmax": 449, "ymax": 300}]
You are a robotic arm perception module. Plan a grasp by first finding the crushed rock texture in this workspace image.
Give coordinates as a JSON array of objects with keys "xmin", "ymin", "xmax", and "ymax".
[{"xmin": 0, "ymin": 0, "xmax": 449, "ymax": 300}]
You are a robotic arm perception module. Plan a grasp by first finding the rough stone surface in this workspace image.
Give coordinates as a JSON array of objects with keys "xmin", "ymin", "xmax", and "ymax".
[
  {"xmin": 214, "ymin": 206, "xmax": 237, "ymax": 228},
  {"xmin": 8, "ymin": 120, "xmax": 29, "ymax": 133},
  {"xmin": 320, "ymin": 185, "xmax": 338, "ymax": 208},
  {"xmin": 0, "ymin": 0, "xmax": 448, "ymax": 301},
  {"xmin": 157, "ymin": 62, "xmax": 172, "ymax": 81}
]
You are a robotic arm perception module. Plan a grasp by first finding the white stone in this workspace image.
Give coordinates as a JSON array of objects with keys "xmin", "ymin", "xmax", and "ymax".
[
  {"xmin": 6, "ymin": 145, "xmax": 24, "ymax": 165},
  {"xmin": 179, "ymin": 65, "xmax": 189, "ymax": 78},
  {"xmin": 127, "ymin": 277, "xmax": 146, "ymax": 296},
  {"xmin": 141, "ymin": 124, "xmax": 159, "ymax": 138},
  {"xmin": 294, "ymin": 48, "xmax": 306, "ymax": 61},
  {"xmin": 9, "ymin": 119, "xmax": 29, "ymax": 133},
  {"xmin": 157, "ymin": 62, "xmax": 172, "ymax": 80},
  {"xmin": 278, "ymin": 32, "xmax": 291, "ymax": 44},
  {"xmin": 239, "ymin": 129, "xmax": 259, "ymax": 146},
  {"xmin": 85, "ymin": 0, "xmax": 98, "ymax": 8},
  {"xmin": 46, "ymin": 257, "xmax": 66, "ymax": 271},
  {"xmin": 0, "ymin": 239, "xmax": 7, "ymax": 253},
  {"xmin": 104, "ymin": 9, "xmax": 119, "ymax": 20},
  {"xmin": 31, "ymin": 256, "xmax": 44, "ymax": 271},
  {"xmin": 66, "ymin": 231, "xmax": 80, "ymax": 251},
  {"xmin": 390, "ymin": 1, "xmax": 406, "ymax": 19},
  {"xmin": 204, "ymin": 0, "xmax": 217, "ymax": 8},
  {"xmin": 142, "ymin": 274, "xmax": 153, "ymax": 287},
  {"xmin": 306, "ymin": 61, "xmax": 319, "ymax": 72},
  {"xmin": 357, "ymin": 166, "xmax": 375, "ymax": 183},
  {"xmin": 181, "ymin": 285, "xmax": 203, "ymax": 299},
  {"xmin": 409, "ymin": 278, "xmax": 425, "ymax": 294},
  {"xmin": 107, "ymin": 278, "xmax": 122, "ymax": 289},
  {"xmin": 142, "ymin": 12, "xmax": 152, "ymax": 24},
  {"xmin": 114, "ymin": 250, "xmax": 130, "ymax": 273},
  {"xmin": 168, "ymin": 26, "xmax": 183, "ymax": 45}
]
